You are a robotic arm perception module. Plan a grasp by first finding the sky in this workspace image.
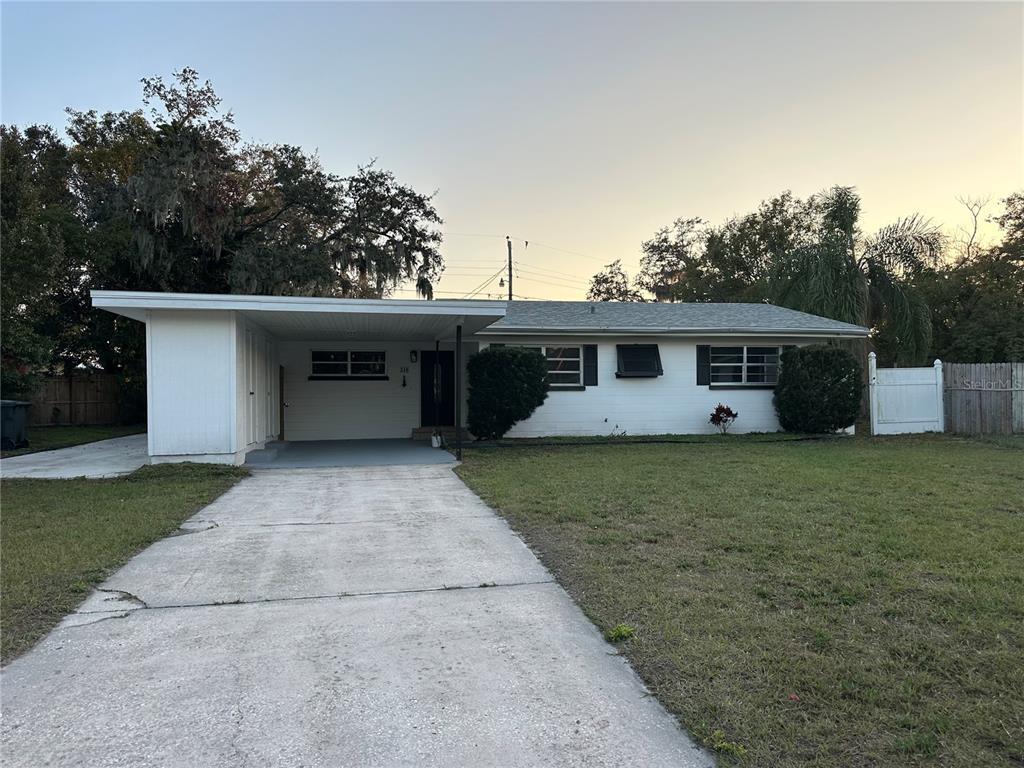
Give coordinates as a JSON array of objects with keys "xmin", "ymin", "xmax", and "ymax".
[{"xmin": 2, "ymin": 1, "xmax": 1022, "ymax": 300}]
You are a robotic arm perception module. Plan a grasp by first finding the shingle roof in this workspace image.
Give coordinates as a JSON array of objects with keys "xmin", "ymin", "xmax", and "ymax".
[{"xmin": 484, "ymin": 301, "xmax": 868, "ymax": 336}]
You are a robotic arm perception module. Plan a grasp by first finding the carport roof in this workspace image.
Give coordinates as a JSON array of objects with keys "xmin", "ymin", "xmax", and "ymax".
[{"xmin": 91, "ymin": 290, "xmax": 506, "ymax": 341}]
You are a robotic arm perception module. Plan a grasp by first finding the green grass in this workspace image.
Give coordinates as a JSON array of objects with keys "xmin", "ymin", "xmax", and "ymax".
[
  {"xmin": 0, "ymin": 464, "xmax": 247, "ymax": 662},
  {"xmin": 969, "ymin": 433, "xmax": 1024, "ymax": 450},
  {"xmin": 456, "ymin": 434, "xmax": 1024, "ymax": 767},
  {"xmin": 471, "ymin": 431, "xmax": 812, "ymax": 447},
  {"xmin": 1, "ymin": 423, "xmax": 145, "ymax": 458}
]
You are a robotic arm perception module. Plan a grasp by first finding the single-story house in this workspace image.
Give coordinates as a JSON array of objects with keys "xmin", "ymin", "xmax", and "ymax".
[{"xmin": 91, "ymin": 290, "xmax": 869, "ymax": 463}]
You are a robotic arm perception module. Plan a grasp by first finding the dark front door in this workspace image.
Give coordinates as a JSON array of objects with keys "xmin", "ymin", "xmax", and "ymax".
[{"xmin": 420, "ymin": 350, "xmax": 455, "ymax": 427}]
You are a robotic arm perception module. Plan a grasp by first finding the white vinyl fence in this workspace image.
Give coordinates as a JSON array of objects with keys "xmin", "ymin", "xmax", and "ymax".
[{"xmin": 868, "ymin": 352, "xmax": 945, "ymax": 435}]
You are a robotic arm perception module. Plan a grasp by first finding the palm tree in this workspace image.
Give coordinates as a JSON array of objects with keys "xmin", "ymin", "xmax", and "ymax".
[{"xmin": 771, "ymin": 187, "xmax": 941, "ymax": 365}]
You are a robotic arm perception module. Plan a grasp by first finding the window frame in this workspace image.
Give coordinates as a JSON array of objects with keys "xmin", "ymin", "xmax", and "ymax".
[
  {"xmin": 543, "ymin": 346, "xmax": 584, "ymax": 389},
  {"xmin": 615, "ymin": 344, "xmax": 663, "ymax": 378},
  {"xmin": 709, "ymin": 345, "xmax": 781, "ymax": 387},
  {"xmin": 488, "ymin": 344, "xmax": 585, "ymax": 390},
  {"xmin": 309, "ymin": 349, "xmax": 388, "ymax": 381}
]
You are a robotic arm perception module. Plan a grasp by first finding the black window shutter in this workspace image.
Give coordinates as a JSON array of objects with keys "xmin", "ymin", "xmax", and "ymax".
[
  {"xmin": 696, "ymin": 345, "xmax": 711, "ymax": 385},
  {"xmin": 583, "ymin": 345, "xmax": 598, "ymax": 386}
]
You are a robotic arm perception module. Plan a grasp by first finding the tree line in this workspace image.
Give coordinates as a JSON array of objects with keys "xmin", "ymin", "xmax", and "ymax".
[
  {"xmin": 1, "ymin": 69, "xmax": 445, "ymax": 405},
  {"xmin": 588, "ymin": 189, "xmax": 1024, "ymax": 366},
  {"xmin": 3, "ymin": 68, "xmax": 1021, "ymax": 410}
]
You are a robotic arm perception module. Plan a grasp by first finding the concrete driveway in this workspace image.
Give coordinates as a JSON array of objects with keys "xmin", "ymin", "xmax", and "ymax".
[
  {"xmin": 0, "ymin": 433, "xmax": 148, "ymax": 478},
  {"xmin": 0, "ymin": 465, "xmax": 711, "ymax": 767}
]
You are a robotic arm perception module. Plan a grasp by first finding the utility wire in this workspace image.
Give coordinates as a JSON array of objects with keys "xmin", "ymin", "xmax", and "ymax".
[
  {"xmin": 442, "ymin": 232, "xmax": 507, "ymax": 240},
  {"xmin": 462, "ymin": 265, "xmax": 507, "ymax": 299},
  {"xmin": 513, "ymin": 260, "xmax": 590, "ymax": 281},
  {"xmin": 443, "ymin": 231, "xmax": 611, "ymax": 265},
  {"xmin": 515, "ymin": 266, "xmax": 589, "ymax": 287},
  {"xmin": 513, "ymin": 274, "xmax": 590, "ymax": 292},
  {"xmin": 523, "ymin": 240, "xmax": 609, "ymax": 264}
]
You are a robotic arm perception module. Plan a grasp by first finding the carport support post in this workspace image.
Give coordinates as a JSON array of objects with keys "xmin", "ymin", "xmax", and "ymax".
[
  {"xmin": 434, "ymin": 340, "xmax": 440, "ymax": 430},
  {"xmin": 455, "ymin": 323, "xmax": 463, "ymax": 461}
]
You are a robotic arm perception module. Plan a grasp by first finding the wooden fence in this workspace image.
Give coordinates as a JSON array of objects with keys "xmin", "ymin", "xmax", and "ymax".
[
  {"xmin": 943, "ymin": 362, "xmax": 1024, "ymax": 435},
  {"xmin": 29, "ymin": 373, "xmax": 121, "ymax": 426}
]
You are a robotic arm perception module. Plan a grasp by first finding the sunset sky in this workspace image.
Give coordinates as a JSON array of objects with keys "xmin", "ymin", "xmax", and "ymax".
[{"xmin": 3, "ymin": 1, "xmax": 1021, "ymax": 300}]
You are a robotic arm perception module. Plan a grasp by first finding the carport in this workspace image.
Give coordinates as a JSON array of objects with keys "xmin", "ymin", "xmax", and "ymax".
[{"xmin": 91, "ymin": 291, "xmax": 506, "ymax": 466}]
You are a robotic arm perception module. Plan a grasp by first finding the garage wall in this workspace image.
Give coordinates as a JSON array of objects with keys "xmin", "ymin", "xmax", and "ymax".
[
  {"xmin": 147, "ymin": 310, "xmax": 237, "ymax": 459},
  {"xmin": 279, "ymin": 340, "xmax": 475, "ymax": 441},
  {"xmin": 476, "ymin": 335, "xmax": 808, "ymax": 437}
]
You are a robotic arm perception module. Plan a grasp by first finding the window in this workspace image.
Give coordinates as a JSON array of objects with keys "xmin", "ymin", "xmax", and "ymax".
[
  {"xmin": 489, "ymin": 345, "xmax": 584, "ymax": 388},
  {"xmin": 710, "ymin": 345, "xmax": 780, "ymax": 385},
  {"xmin": 545, "ymin": 346, "xmax": 582, "ymax": 388},
  {"xmin": 615, "ymin": 344, "xmax": 663, "ymax": 378},
  {"xmin": 310, "ymin": 350, "xmax": 387, "ymax": 379}
]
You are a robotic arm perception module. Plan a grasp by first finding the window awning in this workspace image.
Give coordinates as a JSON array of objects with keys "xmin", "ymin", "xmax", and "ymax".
[{"xmin": 91, "ymin": 291, "xmax": 507, "ymax": 341}]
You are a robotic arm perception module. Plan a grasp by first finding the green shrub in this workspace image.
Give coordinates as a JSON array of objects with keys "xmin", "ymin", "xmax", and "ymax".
[
  {"xmin": 773, "ymin": 344, "xmax": 862, "ymax": 433},
  {"xmin": 467, "ymin": 346, "xmax": 549, "ymax": 440},
  {"xmin": 605, "ymin": 622, "xmax": 637, "ymax": 642},
  {"xmin": 708, "ymin": 729, "xmax": 748, "ymax": 758}
]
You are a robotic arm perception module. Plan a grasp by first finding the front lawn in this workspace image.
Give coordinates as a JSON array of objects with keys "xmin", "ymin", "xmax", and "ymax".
[
  {"xmin": 457, "ymin": 435, "xmax": 1024, "ymax": 767},
  {"xmin": 1, "ymin": 423, "xmax": 145, "ymax": 458},
  {"xmin": 1, "ymin": 464, "xmax": 247, "ymax": 662}
]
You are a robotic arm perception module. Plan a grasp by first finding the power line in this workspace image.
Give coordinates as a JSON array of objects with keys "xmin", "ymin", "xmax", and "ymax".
[
  {"xmin": 440, "ymin": 274, "xmax": 507, "ymax": 280},
  {"xmin": 513, "ymin": 274, "xmax": 589, "ymax": 292},
  {"xmin": 462, "ymin": 265, "xmax": 507, "ymax": 299},
  {"xmin": 515, "ymin": 266, "xmax": 589, "ymax": 288},
  {"xmin": 513, "ymin": 260, "xmax": 591, "ymax": 281},
  {"xmin": 442, "ymin": 231, "xmax": 612, "ymax": 265},
  {"xmin": 389, "ymin": 286, "xmax": 575, "ymax": 302},
  {"xmin": 442, "ymin": 232, "xmax": 506, "ymax": 240},
  {"xmin": 517, "ymin": 239, "xmax": 610, "ymax": 264}
]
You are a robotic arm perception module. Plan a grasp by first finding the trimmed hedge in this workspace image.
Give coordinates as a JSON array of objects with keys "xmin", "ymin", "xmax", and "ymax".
[
  {"xmin": 773, "ymin": 344, "xmax": 862, "ymax": 433},
  {"xmin": 467, "ymin": 347, "xmax": 549, "ymax": 440}
]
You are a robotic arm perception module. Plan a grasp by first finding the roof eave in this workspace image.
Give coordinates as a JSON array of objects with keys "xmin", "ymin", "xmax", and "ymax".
[
  {"xmin": 90, "ymin": 290, "xmax": 507, "ymax": 318},
  {"xmin": 479, "ymin": 326, "xmax": 869, "ymax": 338}
]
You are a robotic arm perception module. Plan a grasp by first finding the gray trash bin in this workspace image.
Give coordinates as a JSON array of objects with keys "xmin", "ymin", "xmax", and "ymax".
[{"xmin": 1, "ymin": 400, "xmax": 31, "ymax": 450}]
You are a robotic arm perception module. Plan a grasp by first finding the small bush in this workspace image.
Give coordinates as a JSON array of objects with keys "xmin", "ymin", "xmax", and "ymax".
[
  {"xmin": 709, "ymin": 403, "xmax": 738, "ymax": 434},
  {"xmin": 605, "ymin": 623, "xmax": 636, "ymax": 642},
  {"xmin": 467, "ymin": 346, "xmax": 549, "ymax": 440},
  {"xmin": 773, "ymin": 345, "xmax": 862, "ymax": 433},
  {"xmin": 708, "ymin": 729, "xmax": 748, "ymax": 758}
]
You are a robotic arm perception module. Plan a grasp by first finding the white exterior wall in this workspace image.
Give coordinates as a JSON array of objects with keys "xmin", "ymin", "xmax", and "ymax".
[
  {"xmin": 146, "ymin": 310, "xmax": 279, "ymax": 465},
  {"xmin": 235, "ymin": 316, "xmax": 280, "ymax": 453},
  {"xmin": 146, "ymin": 310, "xmax": 239, "ymax": 462},
  {"xmin": 279, "ymin": 341, "xmax": 475, "ymax": 441},
  {"xmin": 143, "ymin": 309, "xmax": 822, "ymax": 453},
  {"xmin": 477, "ymin": 335, "xmax": 808, "ymax": 437}
]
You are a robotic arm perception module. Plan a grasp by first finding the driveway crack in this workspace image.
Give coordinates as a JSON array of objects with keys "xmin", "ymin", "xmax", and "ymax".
[
  {"xmin": 95, "ymin": 588, "xmax": 148, "ymax": 608},
  {"xmin": 74, "ymin": 579, "xmax": 557, "ymax": 615}
]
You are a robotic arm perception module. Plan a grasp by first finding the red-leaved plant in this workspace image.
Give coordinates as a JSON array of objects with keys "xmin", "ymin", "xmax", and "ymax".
[{"xmin": 709, "ymin": 403, "xmax": 738, "ymax": 434}]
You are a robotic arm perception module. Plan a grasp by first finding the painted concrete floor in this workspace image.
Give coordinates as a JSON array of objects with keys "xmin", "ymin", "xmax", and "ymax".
[
  {"xmin": 0, "ymin": 433, "xmax": 148, "ymax": 479},
  {"xmin": 0, "ymin": 465, "xmax": 711, "ymax": 768},
  {"xmin": 246, "ymin": 438, "xmax": 456, "ymax": 468}
]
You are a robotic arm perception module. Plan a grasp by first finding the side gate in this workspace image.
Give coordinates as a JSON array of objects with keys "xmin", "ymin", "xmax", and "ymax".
[{"xmin": 868, "ymin": 353, "xmax": 944, "ymax": 435}]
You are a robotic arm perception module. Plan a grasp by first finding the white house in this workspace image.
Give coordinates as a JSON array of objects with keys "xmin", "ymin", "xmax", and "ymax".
[{"xmin": 91, "ymin": 291, "xmax": 868, "ymax": 464}]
